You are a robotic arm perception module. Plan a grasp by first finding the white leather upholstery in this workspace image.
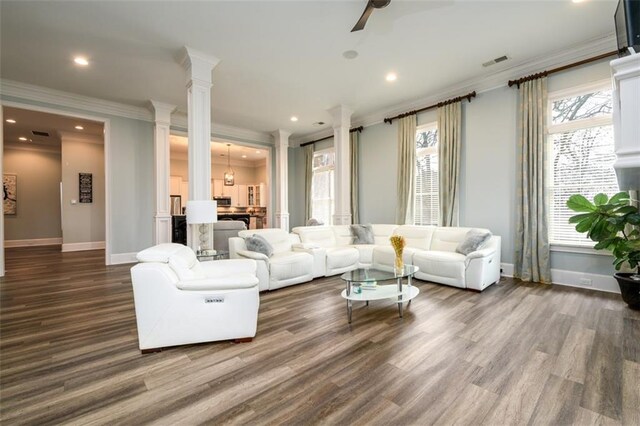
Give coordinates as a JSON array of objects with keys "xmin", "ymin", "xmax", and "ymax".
[
  {"xmin": 230, "ymin": 229, "xmax": 314, "ymax": 291},
  {"xmin": 130, "ymin": 244, "xmax": 259, "ymax": 351},
  {"xmin": 325, "ymin": 246, "xmax": 360, "ymax": 275},
  {"xmin": 372, "ymin": 246, "xmax": 419, "ymax": 267},
  {"xmin": 413, "ymin": 251, "xmax": 467, "ymax": 288}
]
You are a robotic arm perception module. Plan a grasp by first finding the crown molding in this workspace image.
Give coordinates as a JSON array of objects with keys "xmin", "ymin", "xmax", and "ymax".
[
  {"xmin": 170, "ymin": 112, "xmax": 273, "ymax": 144},
  {"xmin": 0, "ymin": 79, "xmax": 153, "ymax": 122},
  {"xmin": 292, "ymin": 33, "xmax": 617, "ymax": 145}
]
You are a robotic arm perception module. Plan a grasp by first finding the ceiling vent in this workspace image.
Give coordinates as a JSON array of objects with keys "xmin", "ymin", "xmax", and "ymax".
[
  {"xmin": 31, "ymin": 130, "xmax": 50, "ymax": 137},
  {"xmin": 482, "ymin": 55, "xmax": 509, "ymax": 67}
]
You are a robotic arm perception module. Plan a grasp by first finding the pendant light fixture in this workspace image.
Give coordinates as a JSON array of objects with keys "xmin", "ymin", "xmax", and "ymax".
[{"xmin": 223, "ymin": 143, "xmax": 235, "ymax": 186}]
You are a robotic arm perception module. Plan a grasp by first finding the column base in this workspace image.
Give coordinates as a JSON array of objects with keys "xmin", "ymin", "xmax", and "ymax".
[
  {"xmin": 275, "ymin": 212, "xmax": 289, "ymax": 231},
  {"xmin": 154, "ymin": 213, "xmax": 172, "ymax": 244}
]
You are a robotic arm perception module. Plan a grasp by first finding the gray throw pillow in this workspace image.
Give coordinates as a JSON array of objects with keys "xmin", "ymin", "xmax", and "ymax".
[
  {"xmin": 350, "ymin": 224, "xmax": 375, "ymax": 245},
  {"xmin": 456, "ymin": 229, "xmax": 492, "ymax": 255},
  {"xmin": 245, "ymin": 234, "xmax": 274, "ymax": 257}
]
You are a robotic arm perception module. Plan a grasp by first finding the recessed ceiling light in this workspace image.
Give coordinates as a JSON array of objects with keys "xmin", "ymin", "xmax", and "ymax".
[
  {"xmin": 290, "ymin": 116, "xmax": 298, "ymax": 122},
  {"xmin": 75, "ymin": 125, "xmax": 84, "ymax": 130},
  {"xmin": 18, "ymin": 137, "xmax": 27, "ymax": 141},
  {"xmin": 386, "ymin": 72, "xmax": 397, "ymax": 82},
  {"xmin": 255, "ymin": 150, "xmax": 261, "ymax": 154},
  {"xmin": 74, "ymin": 56, "xmax": 89, "ymax": 66},
  {"xmin": 5, "ymin": 119, "xmax": 16, "ymax": 124},
  {"xmin": 242, "ymin": 155, "xmax": 247, "ymax": 158},
  {"xmin": 343, "ymin": 50, "xmax": 359, "ymax": 60}
]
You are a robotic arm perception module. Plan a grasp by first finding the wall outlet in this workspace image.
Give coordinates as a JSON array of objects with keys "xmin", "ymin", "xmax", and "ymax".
[
  {"xmin": 579, "ymin": 278, "xmax": 593, "ymax": 287},
  {"xmin": 205, "ymin": 296, "xmax": 225, "ymax": 303}
]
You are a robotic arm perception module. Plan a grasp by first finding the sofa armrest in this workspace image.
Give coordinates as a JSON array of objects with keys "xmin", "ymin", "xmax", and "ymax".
[
  {"xmin": 176, "ymin": 273, "xmax": 259, "ymax": 291},
  {"xmin": 465, "ymin": 247, "xmax": 496, "ymax": 260},
  {"xmin": 236, "ymin": 250, "xmax": 270, "ymax": 262},
  {"xmin": 292, "ymin": 244, "xmax": 326, "ymax": 278},
  {"xmin": 199, "ymin": 259, "xmax": 257, "ymax": 278}
]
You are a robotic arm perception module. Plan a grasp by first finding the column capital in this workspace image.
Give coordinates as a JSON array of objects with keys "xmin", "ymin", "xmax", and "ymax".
[
  {"xmin": 149, "ymin": 100, "xmax": 176, "ymax": 125},
  {"xmin": 272, "ymin": 129, "xmax": 291, "ymax": 147},
  {"xmin": 180, "ymin": 46, "xmax": 220, "ymax": 86},
  {"xmin": 327, "ymin": 105, "xmax": 354, "ymax": 127}
]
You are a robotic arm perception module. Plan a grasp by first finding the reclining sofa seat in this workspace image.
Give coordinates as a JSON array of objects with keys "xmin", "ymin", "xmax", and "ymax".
[{"xmin": 229, "ymin": 229, "xmax": 314, "ymax": 291}]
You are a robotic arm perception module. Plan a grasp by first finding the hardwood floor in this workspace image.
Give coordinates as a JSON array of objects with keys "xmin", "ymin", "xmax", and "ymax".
[{"xmin": 1, "ymin": 245, "xmax": 639, "ymax": 425}]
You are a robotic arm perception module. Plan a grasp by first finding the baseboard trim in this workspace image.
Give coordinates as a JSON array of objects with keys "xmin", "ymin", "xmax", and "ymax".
[
  {"xmin": 5, "ymin": 238, "xmax": 62, "ymax": 248},
  {"xmin": 61, "ymin": 241, "xmax": 105, "ymax": 252},
  {"xmin": 110, "ymin": 252, "xmax": 138, "ymax": 265},
  {"xmin": 500, "ymin": 262, "xmax": 619, "ymax": 294}
]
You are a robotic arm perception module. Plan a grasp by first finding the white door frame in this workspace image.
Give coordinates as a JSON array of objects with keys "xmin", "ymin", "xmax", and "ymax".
[
  {"xmin": 169, "ymin": 129, "xmax": 274, "ymax": 227},
  {"xmin": 0, "ymin": 101, "xmax": 112, "ymax": 266}
]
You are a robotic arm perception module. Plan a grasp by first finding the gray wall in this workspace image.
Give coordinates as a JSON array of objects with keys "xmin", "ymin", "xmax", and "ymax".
[
  {"xmin": 3, "ymin": 148, "xmax": 62, "ymax": 240},
  {"xmin": 61, "ymin": 137, "xmax": 105, "ymax": 244},
  {"xmin": 289, "ymin": 60, "xmax": 615, "ymax": 276}
]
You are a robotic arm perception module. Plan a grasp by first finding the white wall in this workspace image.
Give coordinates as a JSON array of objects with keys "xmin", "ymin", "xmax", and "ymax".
[
  {"xmin": 3, "ymin": 147, "xmax": 62, "ymax": 241},
  {"xmin": 61, "ymin": 135, "xmax": 105, "ymax": 246},
  {"xmin": 170, "ymin": 158, "xmax": 264, "ymax": 185}
]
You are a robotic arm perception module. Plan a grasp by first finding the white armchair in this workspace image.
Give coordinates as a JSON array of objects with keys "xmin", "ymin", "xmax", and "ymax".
[{"xmin": 130, "ymin": 243, "xmax": 259, "ymax": 352}]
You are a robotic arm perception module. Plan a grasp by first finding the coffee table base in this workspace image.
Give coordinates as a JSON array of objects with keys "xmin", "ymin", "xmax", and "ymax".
[{"xmin": 340, "ymin": 284, "xmax": 419, "ymax": 324}]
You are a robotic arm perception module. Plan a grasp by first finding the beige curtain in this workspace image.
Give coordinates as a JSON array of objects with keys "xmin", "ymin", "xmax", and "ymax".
[
  {"xmin": 396, "ymin": 114, "xmax": 417, "ymax": 225},
  {"xmin": 350, "ymin": 131, "xmax": 359, "ymax": 224},
  {"xmin": 304, "ymin": 144, "xmax": 314, "ymax": 222},
  {"xmin": 514, "ymin": 77, "xmax": 551, "ymax": 284},
  {"xmin": 438, "ymin": 101, "xmax": 462, "ymax": 227}
]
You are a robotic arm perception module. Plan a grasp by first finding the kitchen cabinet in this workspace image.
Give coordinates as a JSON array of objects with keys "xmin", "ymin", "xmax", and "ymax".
[
  {"xmin": 213, "ymin": 179, "xmax": 224, "ymax": 197},
  {"xmin": 248, "ymin": 183, "xmax": 266, "ymax": 207},
  {"xmin": 222, "ymin": 184, "xmax": 238, "ymax": 206},
  {"xmin": 237, "ymin": 185, "xmax": 248, "ymax": 207}
]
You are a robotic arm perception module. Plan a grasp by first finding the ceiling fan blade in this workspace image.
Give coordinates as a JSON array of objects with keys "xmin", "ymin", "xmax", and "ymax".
[{"xmin": 351, "ymin": 2, "xmax": 375, "ymax": 32}]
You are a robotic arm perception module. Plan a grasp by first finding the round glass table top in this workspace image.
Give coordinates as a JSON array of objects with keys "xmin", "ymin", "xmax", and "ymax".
[{"xmin": 340, "ymin": 265, "xmax": 419, "ymax": 283}]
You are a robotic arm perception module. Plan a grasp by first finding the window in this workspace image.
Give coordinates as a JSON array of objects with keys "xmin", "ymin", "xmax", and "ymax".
[
  {"xmin": 311, "ymin": 149, "xmax": 335, "ymax": 225},
  {"xmin": 414, "ymin": 123, "xmax": 439, "ymax": 226},
  {"xmin": 548, "ymin": 82, "xmax": 619, "ymax": 246}
]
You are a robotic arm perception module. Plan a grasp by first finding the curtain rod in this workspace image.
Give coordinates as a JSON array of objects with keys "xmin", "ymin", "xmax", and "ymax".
[
  {"xmin": 383, "ymin": 91, "xmax": 476, "ymax": 124},
  {"xmin": 300, "ymin": 126, "xmax": 363, "ymax": 147},
  {"xmin": 508, "ymin": 50, "xmax": 619, "ymax": 88}
]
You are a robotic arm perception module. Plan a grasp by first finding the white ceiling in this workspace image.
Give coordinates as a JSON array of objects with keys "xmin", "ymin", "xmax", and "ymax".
[
  {"xmin": 3, "ymin": 106, "xmax": 104, "ymax": 151},
  {"xmin": 0, "ymin": 1, "xmax": 618, "ymax": 138}
]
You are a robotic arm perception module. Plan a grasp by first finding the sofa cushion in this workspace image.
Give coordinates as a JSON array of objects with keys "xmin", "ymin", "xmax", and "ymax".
[
  {"xmin": 372, "ymin": 246, "xmax": 419, "ymax": 267},
  {"xmin": 395, "ymin": 225, "xmax": 436, "ymax": 250},
  {"xmin": 456, "ymin": 229, "xmax": 492, "ymax": 255},
  {"xmin": 413, "ymin": 251, "xmax": 466, "ymax": 281},
  {"xmin": 326, "ymin": 247, "xmax": 360, "ymax": 270},
  {"xmin": 269, "ymin": 252, "xmax": 314, "ymax": 281},
  {"xmin": 239, "ymin": 229, "xmax": 296, "ymax": 254},
  {"xmin": 332, "ymin": 226, "xmax": 353, "ymax": 246},
  {"xmin": 245, "ymin": 234, "xmax": 274, "ymax": 257},
  {"xmin": 167, "ymin": 245, "xmax": 206, "ymax": 281},
  {"xmin": 430, "ymin": 227, "xmax": 474, "ymax": 252},
  {"xmin": 352, "ymin": 244, "xmax": 374, "ymax": 265},
  {"xmin": 292, "ymin": 226, "xmax": 337, "ymax": 248},
  {"xmin": 371, "ymin": 224, "xmax": 398, "ymax": 245},
  {"xmin": 350, "ymin": 224, "xmax": 375, "ymax": 244}
]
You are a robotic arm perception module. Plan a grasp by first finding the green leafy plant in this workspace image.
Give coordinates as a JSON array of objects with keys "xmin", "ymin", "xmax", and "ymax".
[{"xmin": 567, "ymin": 192, "xmax": 640, "ymax": 274}]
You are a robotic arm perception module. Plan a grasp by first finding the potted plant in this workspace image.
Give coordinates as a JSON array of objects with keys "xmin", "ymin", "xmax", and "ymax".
[{"xmin": 567, "ymin": 192, "xmax": 640, "ymax": 309}]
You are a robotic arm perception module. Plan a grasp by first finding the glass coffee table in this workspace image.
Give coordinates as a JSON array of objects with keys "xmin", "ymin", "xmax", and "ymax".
[{"xmin": 340, "ymin": 265, "xmax": 419, "ymax": 324}]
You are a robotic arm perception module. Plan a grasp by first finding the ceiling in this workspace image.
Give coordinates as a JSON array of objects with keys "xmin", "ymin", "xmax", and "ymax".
[
  {"xmin": 170, "ymin": 136, "xmax": 267, "ymax": 167},
  {"xmin": 3, "ymin": 107, "xmax": 104, "ymax": 152},
  {"xmin": 0, "ymin": 1, "xmax": 618, "ymax": 138}
]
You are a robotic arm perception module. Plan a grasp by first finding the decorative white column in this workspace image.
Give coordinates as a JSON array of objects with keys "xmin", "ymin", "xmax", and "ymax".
[
  {"xmin": 273, "ymin": 129, "xmax": 291, "ymax": 231},
  {"xmin": 150, "ymin": 100, "xmax": 175, "ymax": 244},
  {"xmin": 181, "ymin": 46, "xmax": 220, "ymax": 201},
  {"xmin": 328, "ymin": 105, "xmax": 353, "ymax": 225}
]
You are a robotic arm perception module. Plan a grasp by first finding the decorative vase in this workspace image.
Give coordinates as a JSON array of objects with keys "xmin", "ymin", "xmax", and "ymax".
[
  {"xmin": 394, "ymin": 254, "xmax": 404, "ymax": 274},
  {"xmin": 614, "ymin": 273, "xmax": 640, "ymax": 310}
]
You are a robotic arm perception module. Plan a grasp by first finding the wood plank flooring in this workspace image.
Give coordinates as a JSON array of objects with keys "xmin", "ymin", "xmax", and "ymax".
[{"xmin": 1, "ymin": 245, "xmax": 639, "ymax": 425}]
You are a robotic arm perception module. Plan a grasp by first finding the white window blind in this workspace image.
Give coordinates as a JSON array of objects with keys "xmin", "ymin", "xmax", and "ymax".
[
  {"xmin": 414, "ymin": 123, "xmax": 439, "ymax": 226},
  {"xmin": 548, "ymin": 85, "xmax": 619, "ymax": 246},
  {"xmin": 311, "ymin": 149, "xmax": 335, "ymax": 225}
]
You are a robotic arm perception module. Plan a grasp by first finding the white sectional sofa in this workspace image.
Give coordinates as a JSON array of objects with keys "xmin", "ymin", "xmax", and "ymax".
[{"xmin": 229, "ymin": 225, "xmax": 501, "ymax": 292}]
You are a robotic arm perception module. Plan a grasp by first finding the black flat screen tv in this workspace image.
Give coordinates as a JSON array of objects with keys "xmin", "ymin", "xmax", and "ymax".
[{"xmin": 615, "ymin": 0, "xmax": 640, "ymax": 56}]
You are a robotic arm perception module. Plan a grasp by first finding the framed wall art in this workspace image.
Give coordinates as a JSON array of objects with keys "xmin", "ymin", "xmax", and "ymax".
[
  {"xmin": 79, "ymin": 172, "xmax": 93, "ymax": 203},
  {"xmin": 3, "ymin": 173, "xmax": 17, "ymax": 215}
]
